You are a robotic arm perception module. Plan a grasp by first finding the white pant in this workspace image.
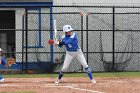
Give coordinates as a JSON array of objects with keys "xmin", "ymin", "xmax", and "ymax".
[{"xmin": 61, "ymin": 49, "xmax": 88, "ymax": 72}]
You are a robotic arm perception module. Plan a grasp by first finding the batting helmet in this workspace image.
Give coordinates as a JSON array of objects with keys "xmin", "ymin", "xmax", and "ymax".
[{"xmin": 63, "ymin": 25, "xmax": 73, "ymax": 32}]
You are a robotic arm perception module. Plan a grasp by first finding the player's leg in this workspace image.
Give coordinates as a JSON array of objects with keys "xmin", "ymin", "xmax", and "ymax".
[
  {"xmin": 76, "ymin": 50, "xmax": 96, "ymax": 83},
  {"xmin": 0, "ymin": 58, "xmax": 5, "ymax": 83},
  {"xmin": 0, "ymin": 75, "xmax": 4, "ymax": 83},
  {"xmin": 55, "ymin": 52, "xmax": 73, "ymax": 83},
  {"xmin": 76, "ymin": 54, "xmax": 93, "ymax": 80}
]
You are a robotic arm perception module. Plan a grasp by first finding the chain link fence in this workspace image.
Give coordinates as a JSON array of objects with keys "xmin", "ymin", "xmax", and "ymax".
[{"xmin": 0, "ymin": 6, "xmax": 140, "ymax": 73}]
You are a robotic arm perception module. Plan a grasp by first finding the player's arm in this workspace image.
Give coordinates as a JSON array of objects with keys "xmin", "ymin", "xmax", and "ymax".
[
  {"xmin": 53, "ymin": 35, "xmax": 65, "ymax": 47},
  {"xmin": 48, "ymin": 39, "xmax": 64, "ymax": 47},
  {"xmin": 57, "ymin": 35, "xmax": 75, "ymax": 46},
  {"xmin": 58, "ymin": 41, "xmax": 64, "ymax": 47},
  {"xmin": 48, "ymin": 33, "xmax": 76, "ymax": 46},
  {"xmin": 57, "ymin": 38, "xmax": 74, "ymax": 47}
]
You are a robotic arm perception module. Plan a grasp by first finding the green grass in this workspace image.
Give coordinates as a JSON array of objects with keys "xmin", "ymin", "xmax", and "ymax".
[
  {"xmin": 94, "ymin": 72, "xmax": 140, "ymax": 77},
  {"xmin": 2, "ymin": 72, "xmax": 140, "ymax": 78},
  {"xmin": 0, "ymin": 92, "xmax": 36, "ymax": 93}
]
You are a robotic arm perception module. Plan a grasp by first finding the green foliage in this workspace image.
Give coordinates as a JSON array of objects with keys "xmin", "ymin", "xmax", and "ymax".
[{"xmin": 94, "ymin": 72, "xmax": 140, "ymax": 77}]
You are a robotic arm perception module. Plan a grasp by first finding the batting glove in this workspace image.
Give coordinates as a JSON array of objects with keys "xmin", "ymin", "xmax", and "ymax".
[{"xmin": 54, "ymin": 40, "xmax": 59, "ymax": 46}]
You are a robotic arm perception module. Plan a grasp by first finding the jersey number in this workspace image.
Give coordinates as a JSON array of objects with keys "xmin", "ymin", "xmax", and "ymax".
[{"xmin": 68, "ymin": 44, "xmax": 72, "ymax": 48}]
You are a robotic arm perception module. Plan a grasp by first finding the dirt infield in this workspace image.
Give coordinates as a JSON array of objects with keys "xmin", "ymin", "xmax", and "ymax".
[{"xmin": 0, "ymin": 77, "xmax": 140, "ymax": 93}]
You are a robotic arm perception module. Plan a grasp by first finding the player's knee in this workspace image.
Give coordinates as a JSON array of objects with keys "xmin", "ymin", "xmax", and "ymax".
[
  {"xmin": 83, "ymin": 64, "xmax": 89, "ymax": 69},
  {"xmin": 61, "ymin": 67, "xmax": 67, "ymax": 72}
]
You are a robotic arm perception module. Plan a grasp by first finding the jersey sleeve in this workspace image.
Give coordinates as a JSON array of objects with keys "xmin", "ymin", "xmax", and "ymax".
[
  {"xmin": 58, "ymin": 41, "xmax": 64, "ymax": 47},
  {"xmin": 58, "ymin": 33, "xmax": 77, "ymax": 47},
  {"xmin": 58, "ymin": 35, "xmax": 65, "ymax": 47}
]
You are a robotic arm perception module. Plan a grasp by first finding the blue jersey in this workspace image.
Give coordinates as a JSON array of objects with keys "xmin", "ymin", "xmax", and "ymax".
[{"xmin": 59, "ymin": 33, "xmax": 80, "ymax": 52}]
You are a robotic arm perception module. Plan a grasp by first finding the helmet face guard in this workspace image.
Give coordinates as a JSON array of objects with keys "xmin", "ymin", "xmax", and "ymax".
[{"xmin": 63, "ymin": 25, "xmax": 73, "ymax": 32}]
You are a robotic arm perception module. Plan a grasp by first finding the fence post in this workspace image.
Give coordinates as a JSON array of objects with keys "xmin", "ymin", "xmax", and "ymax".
[
  {"xmin": 50, "ymin": 6, "xmax": 53, "ymax": 64},
  {"xmin": 112, "ymin": 6, "xmax": 115, "ymax": 71},
  {"xmin": 86, "ymin": 12, "xmax": 90, "ymax": 64},
  {"xmin": 80, "ymin": 11, "xmax": 83, "ymax": 72},
  {"xmin": 22, "ymin": 14, "xmax": 25, "ymax": 73},
  {"xmin": 25, "ymin": 8, "xmax": 28, "ymax": 73}
]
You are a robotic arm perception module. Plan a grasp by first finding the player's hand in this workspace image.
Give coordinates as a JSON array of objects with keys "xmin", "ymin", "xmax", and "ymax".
[
  {"xmin": 48, "ymin": 39, "xmax": 54, "ymax": 45},
  {"xmin": 54, "ymin": 40, "xmax": 59, "ymax": 46},
  {"xmin": 6, "ymin": 57, "xmax": 15, "ymax": 68}
]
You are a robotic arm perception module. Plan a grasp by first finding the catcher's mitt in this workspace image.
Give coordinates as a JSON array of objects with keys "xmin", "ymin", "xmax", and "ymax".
[{"xmin": 6, "ymin": 57, "xmax": 15, "ymax": 68}]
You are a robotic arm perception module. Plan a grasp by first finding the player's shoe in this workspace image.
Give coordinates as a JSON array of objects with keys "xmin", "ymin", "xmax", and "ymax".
[
  {"xmin": 0, "ymin": 78, "xmax": 4, "ymax": 83},
  {"xmin": 55, "ymin": 79, "xmax": 61, "ymax": 84},
  {"xmin": 91, "ymin": 79, "xmax": 96, "ymax": 84}
]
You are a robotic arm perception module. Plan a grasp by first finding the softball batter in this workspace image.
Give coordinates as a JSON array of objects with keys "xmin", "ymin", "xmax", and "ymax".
[{"xmin": 53, "ymin": 25, "xmax": 96, "ymax": 84}]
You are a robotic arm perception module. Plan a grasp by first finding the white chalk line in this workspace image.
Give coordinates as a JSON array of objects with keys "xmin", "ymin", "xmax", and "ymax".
[
  {"xmin": 1, "ymin": 82, "xmax": 106, "ymax": 93},
  {"xmin": 46, "ymin": 83, "xmax": 79, "ymax": 87},
  {"xmin": 45, "ymin": 84, "xmax": 106, "ymax": 93},
  {"xmin": 69, "ymin": 86, "xmax": 105, "ymax": 93},
  {"xmin": 1, "ymin": 83, "xmax": 106, "ymax": 93}
]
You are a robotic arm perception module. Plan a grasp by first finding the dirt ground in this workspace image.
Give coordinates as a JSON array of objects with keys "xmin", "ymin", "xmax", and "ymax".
[{"xmin": 0, "ymin": 77, "xmax": 140, "ymax": 93}]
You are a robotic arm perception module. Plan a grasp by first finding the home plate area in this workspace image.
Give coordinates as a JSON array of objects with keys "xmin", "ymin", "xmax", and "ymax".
[{"xmin": 0, "ymin": 77, "xmax": 140, "ymax": 93}]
